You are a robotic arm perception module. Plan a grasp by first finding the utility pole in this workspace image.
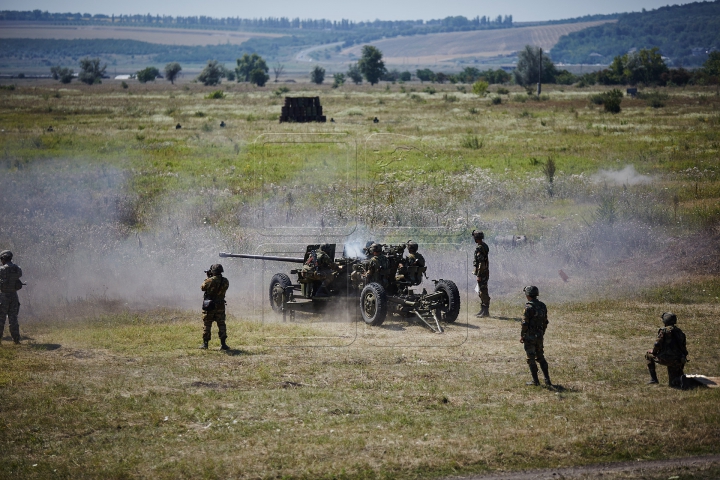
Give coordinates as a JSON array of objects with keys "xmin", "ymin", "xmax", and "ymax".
[{"xmin": 537, "ymin": 48, "xmax": 542, "ymax": 96}]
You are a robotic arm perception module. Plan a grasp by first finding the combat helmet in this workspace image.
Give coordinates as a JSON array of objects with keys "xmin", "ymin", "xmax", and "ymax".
[
  {"xmin": 472, "ymin": 230, "xmax": 484, "ymax": 240},
  {"xmin": 661, "ymin": 312, "xmax": 677, "ymax": 326},
  {"xmin": 406, "ymin": 240, "xmax": 418, "ymax": 253},
  {"xmin": 209, "ymin": 263, "xmax": 224, "ymax": 275},
  {"xmin": 523, "ymin": 285, "xmax": 539, "ymax": 297},
  {"xmin": 319, "ymin": 243, "xmax": 331, "ymax": 253},
  {"xmin": 370, "ymin": 243, "xmax": 382, "ymax": 254},
  {"xmin": 0, "ymin": 250, "xmax": 12, "ymax": 261}
]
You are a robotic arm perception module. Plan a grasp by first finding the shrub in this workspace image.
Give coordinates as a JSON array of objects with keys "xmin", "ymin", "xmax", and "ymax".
[
  {"xmin": 274, "ymin": 86, "xmax": 290, "ymax": 97},
  {"xmin": 206, "ymin": 90, "xmax": 225, "ymax": 99},
  {"xmin": 637, "ymin": 90, "xmax": 669, "ymax": 108},
  {"xmin": 461, "ymin": 135, "xmax": 483, "ymax": 149},
  {"xmin": 136, "ymin": 66, "xmax": 160, "ymax": 83},
  {"xmin": 423, "ymin": 86, "xmax": 436, "ymax": 95},
  {"xmin": 496, "ymin": 87, "xmax": 509, "ymax": 95},
  {"xmin": 491, "ymin": 96, "xmax": 502, "ymax": 105},
  {"xmin": 589, "ymin": 89, "xmax": 623, "ymax": 113},
  {"xmin": 472, "ymin": 80, "xmax": 489, "ymax": 96}
]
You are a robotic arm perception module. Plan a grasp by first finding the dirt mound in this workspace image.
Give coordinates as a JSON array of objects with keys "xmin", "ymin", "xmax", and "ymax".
[{"xmin": 657, "ymin": 225, "xmax": 720, "ymax": 276}]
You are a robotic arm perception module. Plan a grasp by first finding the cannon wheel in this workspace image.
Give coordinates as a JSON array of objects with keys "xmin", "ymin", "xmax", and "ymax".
[
  {"xmin": 269, "ymin": 273, "xmax": 292, "ymax": 314},
  {"xmin": 360, "ymin": 283, "xmax": 387, "ymax": 326},
  {"xmin": 434, "ymin": 279, "xmax": 460, "ymax": 323}
]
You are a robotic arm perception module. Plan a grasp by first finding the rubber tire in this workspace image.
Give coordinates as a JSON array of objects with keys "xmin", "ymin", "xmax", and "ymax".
[
  {"xmin": 434, "ymin": 279, "xmax": 460, "ymax": 323},
  {"xmin": 269, "ymin": 273, "xmax": 292, "ymax": 314},
  {"xmin": 360, "ymin": 282, "xmax": 388, "ymax": 326}
]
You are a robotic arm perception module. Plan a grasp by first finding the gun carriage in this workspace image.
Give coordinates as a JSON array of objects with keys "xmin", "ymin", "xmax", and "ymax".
[{"xmin": 219, "ymin": 243, "xmax": 460, "ymax": 333}]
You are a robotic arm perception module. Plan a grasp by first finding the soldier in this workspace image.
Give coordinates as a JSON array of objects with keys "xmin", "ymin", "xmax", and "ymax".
[
  {"xmin": 472, "ymin": 230, "xmax": 491, "ymax": 317},
  {"xmin": 301, "ymin": 243, "xmax": 340, "ymax": 297},
  {"xmin": 200, "ymin": 263, "xmax": 230, "ymax": 350},
  {"xmin": 645, "ymin": 312, "xmax": 688, "ymax": 387},
  {"xmin": 0, "ymin": 250, "xmax": 23, "ymax": 345},
  {"xmin": 521, "ymin": 286, "xmax": 551, "ymax": 386},
  {"xmin": 364, "ymin": 243, "xmax": 389, "ymax": 286},
  {"xmin": 396, "ymin": 240, "xmax": 426, "ymax": 285}
]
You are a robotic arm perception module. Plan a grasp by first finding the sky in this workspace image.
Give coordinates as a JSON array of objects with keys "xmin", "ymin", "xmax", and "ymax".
[{"xmin": 1, "ymin": 0, "xmax": 702, "ymax": 23}]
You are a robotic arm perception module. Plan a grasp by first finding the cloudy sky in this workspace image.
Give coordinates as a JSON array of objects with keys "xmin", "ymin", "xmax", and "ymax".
[{"xmin": 3, "ymin": 0, "xmax": 699, "ymax": 22}]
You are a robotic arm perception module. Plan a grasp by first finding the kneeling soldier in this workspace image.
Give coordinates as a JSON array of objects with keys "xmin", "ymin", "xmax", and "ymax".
[{"xmin": 645, "ymin": 312, "xmax": 687, "ymax": 387}]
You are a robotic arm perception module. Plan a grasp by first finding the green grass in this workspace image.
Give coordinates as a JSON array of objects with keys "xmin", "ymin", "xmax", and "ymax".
[{"xmin": 2, "ymin": 296, "xmax": 719, "ymax": 479}]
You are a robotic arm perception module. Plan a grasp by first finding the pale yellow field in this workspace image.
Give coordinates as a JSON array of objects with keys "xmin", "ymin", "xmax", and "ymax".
[
  {"xmin": 342, "ymin": 20, "xmax": 615, "ymax": 63},
  {"xmin": 0, "ymin": 23, "xmax": 282, "ymax": 46}
]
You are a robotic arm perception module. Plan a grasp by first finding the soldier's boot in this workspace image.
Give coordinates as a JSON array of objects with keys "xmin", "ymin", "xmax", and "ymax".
[
  {"xmin": 540, "ymin": 361, "xmax": 552, "ymax": 386},
  {"xmin": 199, "ymin": 341, "xmax": 209, "ymax": 350},
  {"xmin": 9, "ymin": 325, "xmax": 20, "ymax": 344},
  {"xmin": 220, "ymin": 338, "xmax": 230, "ymax": 351},
  {"xmin": 526, "ymin": 364, "xmax": 540, "ymax": 386},
  {"xmin": 647, "ymin": 364, "xmax": 659, "ymax": 384},
  {"xmin": 476, "ymin": 305, "xmax": 489, "ymax": 318}
]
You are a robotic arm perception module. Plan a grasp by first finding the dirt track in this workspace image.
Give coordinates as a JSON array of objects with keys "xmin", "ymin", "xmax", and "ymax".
[{"xmin": 448, "ymin": 454, "xmax": 720, "ymax": 479}]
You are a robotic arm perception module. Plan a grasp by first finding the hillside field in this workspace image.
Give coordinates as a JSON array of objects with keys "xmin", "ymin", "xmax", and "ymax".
[
  {"xmin": 340, "ymin": 20, "xmax": 615, "ymax": 64},
  {"xmin": 0, "ymin": 77, "xmax": 719, "ymax": 479}
]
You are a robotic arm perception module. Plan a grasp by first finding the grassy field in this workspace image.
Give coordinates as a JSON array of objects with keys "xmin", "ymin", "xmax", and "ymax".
[{"xmin": 0, "ymin": 77, "xmax": 719, "ymax": 479}]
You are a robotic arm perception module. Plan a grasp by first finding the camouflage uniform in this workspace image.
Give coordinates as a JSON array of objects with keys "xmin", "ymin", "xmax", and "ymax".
[
  {"xmin": 396, "ymin": 252, "xmax": 426, "ymax": 285},
  {"xmin": 301, "ymin": 250, "xmax": 335, "ymax": 287},
  {"xmin": 201, "ymin": 274, "xmax": 229, "ymax": 345},
  {"xmin": 522, "ymin": 297, "xmax": 550, "ymax": 385},
  {"xmin": 366, "ymin": 253, "xmax": 389, "ymax": 286},
  {"xmin": 473, "ymin": 240, "xmax": 490, "ymax": 309},
  {"xmin": 0, "ymin": 259, "xmax": 23, "ymax": 344},
  {"xmin": 645, "ymin": 325, "xmax": 687, "ymax": 387}
]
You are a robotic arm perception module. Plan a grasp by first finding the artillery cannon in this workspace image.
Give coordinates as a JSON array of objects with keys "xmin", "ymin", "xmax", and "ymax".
[{"xmin": 219, "ymin": 243, "xmax": 460, "ymax": 333}]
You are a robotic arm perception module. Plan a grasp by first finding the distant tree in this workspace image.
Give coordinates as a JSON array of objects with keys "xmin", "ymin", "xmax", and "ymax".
[
  {"xmin": 164, "ymin": 62, "xmax": 182, "ymax": 84},
  {"xmin": 50, "ymin": 65, "xmax": 74, "ymax": 84},
  {"xmin": 435, "ymin": 72, "xmax": 448, "ymax": 84},
  {"xmin": 458, "ymin": 66, "xmax": 480, "ymax": 83},
  {"xmin": 223, "ymin": 67, "xmax": 235, "ymax": 82},
  {"xmin": 310, "ymin": 65, "xmax": 325, "ymax": 85},
  {"xmin": 272, "ymin": 63, "xmax": 285, "ymax": 82},
  {"xmin": 416, "ymin": 68, "xmax": 435, "ymax": 83},
  {"xmin": 332, "ymin": 73, "xmax": 345, "ymax": 88},
  {"xmin": 399, "ymin": 71, "xmax": 412, "ymax": 82},
  {"xmin": 78, "ymin": 57, "xmax": 106, "ymax": 85},
  {"xmin": 513, "ymin": 45, "xmax": 557, "ymax": 86},
  {"xmin": 197, "ymin": 60, "xmax": 224, "ymax": 86},
  {"xmin": 624, "ymin": 48, "xmax": 668, "ymax": 85},
  {"xmin": 235, "ymin": 53, "xmax": 268, "ymax": 82},
  {"xmin": 346, "ymin": 63, "xmax": 363, "ymax": 84},
  {"xmin": 358, "ymin": 45, "xmax": 386, "ymax": 85},
  {"xmin": 249, "ymin": 68, "xmax": 269, "ymax": 87},
  {"xmin": 702, "ymin": 51, "xmax": 720, "ymax": 76},
  {"xmin": 136, "ymin": 66, "xmax": 160, "ymax": 83}
]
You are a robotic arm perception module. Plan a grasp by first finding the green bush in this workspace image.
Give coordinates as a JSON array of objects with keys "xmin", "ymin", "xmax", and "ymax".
[
  {"xmin": 589, "ymin": 89, "xmax": 623, "ymax": 113},
  {"xmin": 206, "ymin": 90, "xmax": 225, "ymax": 99},
  {"xmin": 472, "ymin": 80, "xmax": 489, "ymax": 96},
  {"xmin": 496, "ymin": 87, "xmax": 509, "ymax": 95},
  {"xmin": 460, "ymin": 134, "xmax": 483, "ymax": 149},
  {"xmin": 637, "ymin": 90, "xmax": 669, "ymax": 108},
  {"xmin": 491, "ymin": 96, "xmax": 502, "ymax": 105}
]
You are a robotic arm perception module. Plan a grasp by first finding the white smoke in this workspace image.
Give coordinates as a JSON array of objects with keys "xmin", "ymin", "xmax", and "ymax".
[{"xmin": 591, "ymin": 165, "xmax": 653, "ymax": 186}]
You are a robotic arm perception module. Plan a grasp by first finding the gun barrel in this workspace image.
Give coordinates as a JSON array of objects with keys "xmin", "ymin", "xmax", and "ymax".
[{"xmin": 219, "ymin": 252, "xmax": 305, "ymax": 263}]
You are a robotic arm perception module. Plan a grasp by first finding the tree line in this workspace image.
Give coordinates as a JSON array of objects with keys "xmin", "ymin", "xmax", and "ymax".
[
  {"xmin": 48, "ymin": 44, "xmax": 720, "ymax": 88},
  {"xmin": 551, "ymin": 1, "xmax": 720, "ymax": 67}
]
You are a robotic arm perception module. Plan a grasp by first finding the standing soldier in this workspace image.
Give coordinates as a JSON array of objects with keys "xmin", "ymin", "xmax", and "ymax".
[
  {"xmin": 472, "ymin": 230, "xmax": 490, "ymax": 317},
  {"xmin": 396, "ymin": 240, "xmax": 426, "ymax": 285},
  {"xmin": 0, "ymin": 250, "xmax": 23, "ymax": 345},
  {"xmin": 521, "ymin": 286, "xmax": 551, "ymax": 386},
  {"xmin": 200, "ymin": 263, "xmax": 230, "ymax": 350},
  {"xmin": 645, "ymin": 312, "xmax": 688, "ymax": 387}
]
